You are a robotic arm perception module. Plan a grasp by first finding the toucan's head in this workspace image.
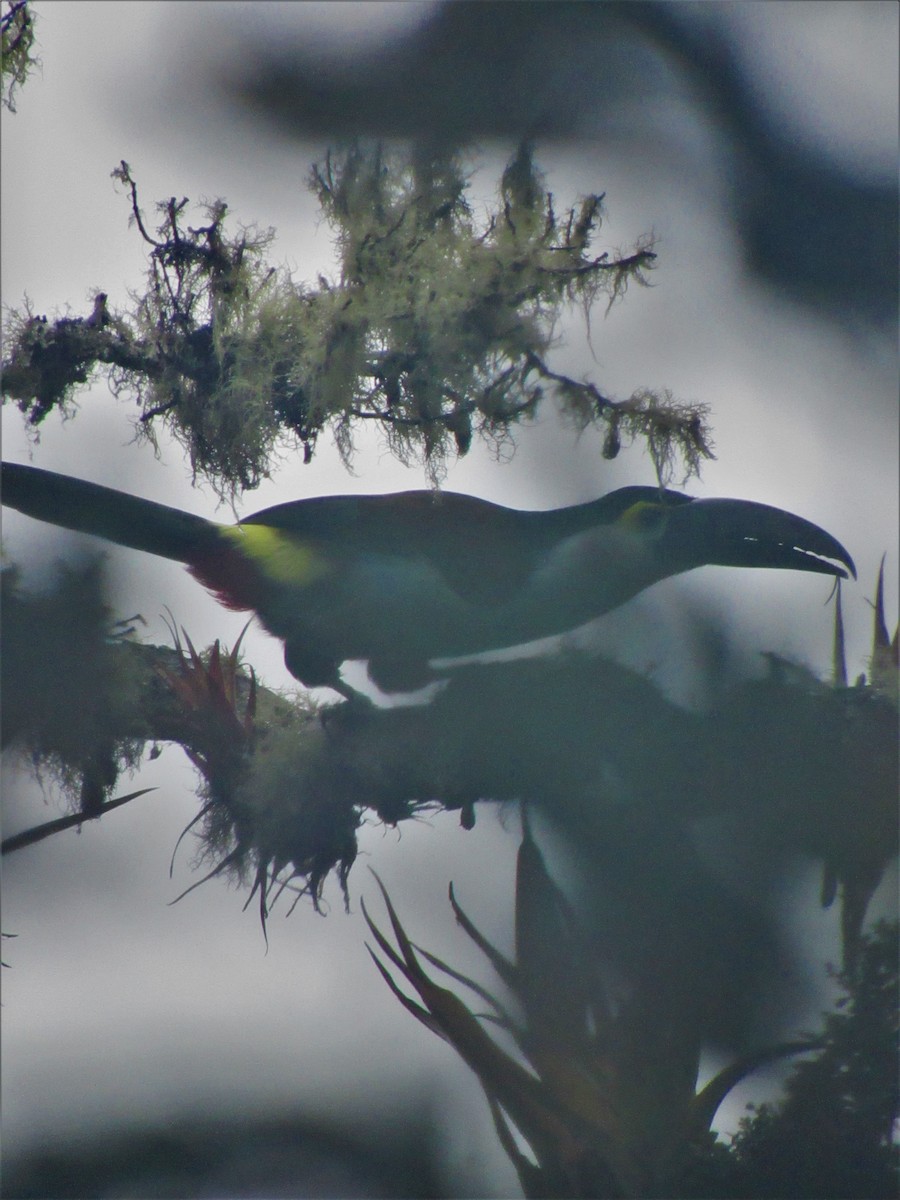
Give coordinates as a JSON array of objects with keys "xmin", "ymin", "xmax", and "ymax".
[{"xmin": 619, "ymin": 493, "xmax": 856, "ymax": 582}]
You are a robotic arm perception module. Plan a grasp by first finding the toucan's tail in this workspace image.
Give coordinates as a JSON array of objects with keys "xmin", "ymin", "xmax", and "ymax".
[{"xmin": 2, "ymin": 462, "xmax": 223, "ymax": 564}]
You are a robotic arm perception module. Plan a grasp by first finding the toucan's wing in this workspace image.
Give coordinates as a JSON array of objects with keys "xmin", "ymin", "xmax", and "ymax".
[{"xmin": 243, "ymin": 490, "xmax": 546, "ymax": 607}]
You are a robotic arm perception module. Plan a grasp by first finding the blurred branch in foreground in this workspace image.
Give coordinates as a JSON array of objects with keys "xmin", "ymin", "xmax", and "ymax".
[{"xmin": 3, "ymin": 559, "xmax": 895, "ymax": 969}]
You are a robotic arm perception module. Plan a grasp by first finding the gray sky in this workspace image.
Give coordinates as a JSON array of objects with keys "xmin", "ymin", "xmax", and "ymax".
[{"xmin": 2, "ymin": 3, "xmax": 897, "ymax": 1194}]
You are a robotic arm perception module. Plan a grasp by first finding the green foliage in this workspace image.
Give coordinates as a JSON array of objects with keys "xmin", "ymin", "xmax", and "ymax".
[
  {"xmin": 682, "ymin": 920, "xmax": 899, "ymax": 1199},
  {"xmin": 2, "ymin": 144, "xmax": 712, "ymax": 496},
  {"xmin": 1, "ymin": 0, "xmax": 36, "ymax": 112}
]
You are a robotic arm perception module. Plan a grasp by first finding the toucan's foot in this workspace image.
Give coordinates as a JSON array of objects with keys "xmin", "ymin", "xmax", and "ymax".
[
  {"xmin": 283, "ymin": 643, "xmax": 373, "ymax": 722},
  {"xmin": 320, "ymin": 687, "xmax": 374, "ymax": 734},
  {"xmin": 328, "ymin": 676, "xmax": 373, "ymax": 705}
]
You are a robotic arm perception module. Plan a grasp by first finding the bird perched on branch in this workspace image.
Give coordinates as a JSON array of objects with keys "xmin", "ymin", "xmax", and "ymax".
[{"xmin": 1, "ymin": 462, "xmax": 855, "ymax": 697}]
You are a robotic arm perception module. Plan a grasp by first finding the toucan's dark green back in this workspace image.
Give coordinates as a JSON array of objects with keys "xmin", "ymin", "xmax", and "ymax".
[
  {"xmin": 245, "ymin": 485, "xmax": 693, "ymax": 605},
  {"xmin": 249, "ymin": 484, "xmax": 692, "ymax": 547}
]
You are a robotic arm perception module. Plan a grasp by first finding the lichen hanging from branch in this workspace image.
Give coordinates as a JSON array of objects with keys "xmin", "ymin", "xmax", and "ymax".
[{"xmin": 2, "ymin": 143, "xmax": 712, "ymax": 496}]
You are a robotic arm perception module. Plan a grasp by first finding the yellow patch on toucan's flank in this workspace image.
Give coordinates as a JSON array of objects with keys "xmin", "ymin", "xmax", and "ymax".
[{"xmin": 222, "ymin": 523, "xmax": 331, "ymax": 586}]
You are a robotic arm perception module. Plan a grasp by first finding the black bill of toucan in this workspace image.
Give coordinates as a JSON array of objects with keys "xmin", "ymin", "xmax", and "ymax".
[
  {"xmin": 1, "ymin": 463, "xmax": 855, "ymax": 696},
  {"xmin": 649, "ymin": 496, "xmax": 858, "ymax": 579}
]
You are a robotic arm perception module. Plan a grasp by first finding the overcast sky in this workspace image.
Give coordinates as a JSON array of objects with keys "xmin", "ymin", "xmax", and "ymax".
[{"xmin": 2, "ymin": 3, "xmax": 897, "ymax": 1195}]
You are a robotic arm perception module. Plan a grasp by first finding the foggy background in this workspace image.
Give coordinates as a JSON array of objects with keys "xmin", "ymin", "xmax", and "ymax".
[{"xmin": 2, "ymin": 3, "xmax": 896, "ymax": 1195}]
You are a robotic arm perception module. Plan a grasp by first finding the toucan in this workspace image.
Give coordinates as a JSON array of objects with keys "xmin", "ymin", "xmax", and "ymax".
[{"xmin": 1, "ymin": 462, "xmax": 855, "ymax": 696}]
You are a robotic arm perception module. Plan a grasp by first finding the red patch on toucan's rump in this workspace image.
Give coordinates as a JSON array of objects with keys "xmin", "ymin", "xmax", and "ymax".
[{"xmin": 187, "ymin": 541, "xmax": 266, "ymax": 612}]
